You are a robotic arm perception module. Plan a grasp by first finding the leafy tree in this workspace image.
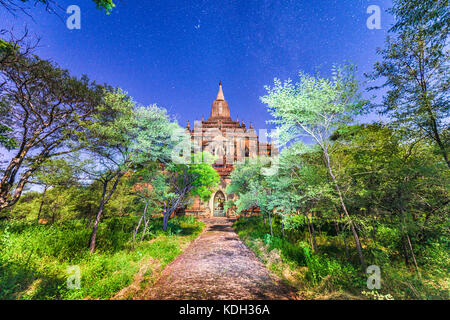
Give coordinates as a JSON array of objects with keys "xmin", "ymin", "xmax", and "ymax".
[
  {"xmin": 29, "ymin": 157, "xmax": 79, "ymax": 222},
  {"xmin": 331, "ymin": 123, "xmax": 449, "ymax": 273},
  {"xmin": 226, "ymin": 160, "xmax": 262, "ymax": 216},
  {"xmin": 129, "ymin": 163, "xmax": 167, "ymax": 241},
  {"xmin": 161, "ymin": 152, "xmax": 219, "ymax": 231},
  {"xmin": 367, "ymin": 0, "xmax": 449, "ymax": 167},
  {"xmin": 0, "ymin": 0, "xmax": 115, "ymax": 15},
  {"xmin": 0, "ymin": 35, "xmax": 104, "ymax": 210},
  {"xmin": 79, "ymin": 89, "xmax": 179, "ymax": 252},
  {"xmin": 226, "ymin": 158, "xmax": 279, "ymax": 237},
  {"xmin": 388, "ymin": 0, "xmax": 449, "ymax": 36},
  {"xmin": 270, "ymin": 144, "xmax": 334, "ymax": 251},
  {"xmin": 227, "ymin": 148, "xmax": 334, "ymax": 251},
  {"xmin": 261, "ymin": 64, "xmax": 368, "ymax": 268}
]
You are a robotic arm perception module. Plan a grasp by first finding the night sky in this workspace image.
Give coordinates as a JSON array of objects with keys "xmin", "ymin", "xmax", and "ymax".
[{"xmin": 1, "ymin": 0, "xmax": 394, "ymax": 131}]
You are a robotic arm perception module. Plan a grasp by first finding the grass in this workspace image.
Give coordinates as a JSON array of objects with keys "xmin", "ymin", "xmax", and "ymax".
[
  {"xmin": 0, "ymin": 216, "xmax": 204, "ymax": 300},
  {"xmin": 233, "ymin": 215, "xmax": 449, "ymax": 300}
]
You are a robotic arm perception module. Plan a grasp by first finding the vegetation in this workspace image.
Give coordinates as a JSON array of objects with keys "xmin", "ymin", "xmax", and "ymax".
[
  {"xmin": 0, "ymin": 36, "xmax": 104, "ymax": 210},
  {"xmin": 0, "ymin": 215, "xmax": 203, "ymax": 300},
  {"xmin": 226, "ymin": 0, "xmax": 449, "ymax": 300},
  {"xmin": 0, "ymin": 0, "xmax": 448, "ymax": 301},
  {"xmin": 233, "ymin": 215, "xmax": 448, "ymax": 300},
  {"xmin": 0, "ymin": 31, "xmax": 217, "ymax": 299},
  {"xmin": 367, "ymin": 0, "xmax": 449, "ymax": 168},
  {"xmin": 0, "ymin": 0, "xmax": 115, "ymax": 15}
]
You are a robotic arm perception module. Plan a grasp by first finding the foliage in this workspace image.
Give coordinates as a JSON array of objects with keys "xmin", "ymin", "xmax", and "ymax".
[
  {"xmin": 261, "ymin": 64, "xmax": 369, "ymax": 267},
  {"xmin": 1, "ymin": 0, "xmax": 448, "ymax": 301},
  {"xmin": 0, "ymin": 36, "xmax": 105, "ymax": 210},
  {"xmin": 0, "ymin": 123, "xmax": 16, "ymax": 150},
  {"xmin": 367, "ymin": 0, "xmax": 449, "ymax": 167},
  {"xmin": 0, "ymin": 216, "xmax": 203, "ymax": 300},
  {"xmin": 75, "ymin": 89, "xmax": 180, "ymax": 251},
  {"xmin": 0, "ymin": 0, "xmax": 116, "ymax": 14},
  {"xmin": 234, "ymin": 215, "xmax": 448, "ymax": 299},
  {"xmin": 161, "ymin": 154, "xmax": 219, "ymax": 230}
]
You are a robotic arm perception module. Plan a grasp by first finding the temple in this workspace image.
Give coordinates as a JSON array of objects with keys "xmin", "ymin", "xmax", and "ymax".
[{"xmin": 181, "ymin": 82, "xmax": 276, "ymax": 217}]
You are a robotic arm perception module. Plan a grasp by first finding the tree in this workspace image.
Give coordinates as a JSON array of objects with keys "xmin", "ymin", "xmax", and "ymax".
[
  {"xmin": 1, "ymin": 33, "xmax": 28, "ymax": 151},
  {"xmin": 261, "ymin": 64, "xmax": 368, "ymax": 268},
  {"xmin": 387, "ymin": 0, "xmax": 449, "ymax": 37},
  {"xmin": 0, "ymin": 35, "xmax": 104, "ymax": 210},
  {"xmin": 161, "ymin": 152, "xmax": 219, "ymax": 231},
  {"xmin": 226, "ymin": 157, "xmax": 279, "ymax": 237},
  {"xmin": 29, "ymin": 157, "xmax": 78, "ymax": 222},
  {"xmin": 270, "ymin": 144, "xmax": 333, "ymax": 251},
  {"xmin": 331, "ymin": 123, "xmax": 449, "ymax": 274},
  {"xmin": 0, "ymin": 0, "xmax": 115, "ymax": 15},
  {"xmin": 367, "ymin": 0, "xmax": 449, "ymax": 167},
  {"xmin": 80, "ymin": 89, "xmax": 180, "ymax": 252},
  {"xmin": 226, "ymin": 160, "xmax": 262, "ymax": 218},
  {"xmin": 129, "ymin": 163, "xmax": 166, "ymax": 242}
]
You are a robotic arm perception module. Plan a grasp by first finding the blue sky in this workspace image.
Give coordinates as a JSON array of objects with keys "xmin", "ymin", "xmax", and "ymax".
[{"xmin": 1, "ymin": 0, "xmax": 394, "ymax": 131}]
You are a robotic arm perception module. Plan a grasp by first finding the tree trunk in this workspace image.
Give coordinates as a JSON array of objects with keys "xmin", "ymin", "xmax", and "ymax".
[
  {"xmin": 141, "ymin": 218, "xmax": 150, "ymax": 241},
  {"xmin": 140, "ymin": 202, "xmax": 150, "ymax": 241},
  {"xmin": 0, "ymin": 166, "xmax": 36, "ymax": 210},
  {"xmin": 89, "ymin": 173, "xmax": 123, "ymax": 253},
  {"xmin": 163, "ymin": 198, "xmax": 181, "ymax": 231},
  {"xmin": 324, "ymin": 150, "xmax": 366, "ymax": 268},
  {"xmin": 307, "ymin": 214, "xmax": 318, "ymax": 252},
  {"xmin": 406, "ymin": 233, "xmax": 421, "ymax": 279},
  {"xmin": 316, "ymin": 212, "xmax": 321, "ymax": 234},
  {"xmin": 333, "ymin": 219, "xmax": 339, "ymax": 237},
  {"xmin": 37, "ymin": 185, "xmax": 48, "ymax": 222},
  {"xmin": 89, "ymin": 202, "xmax": 105, "ymax": 253},
  {"xmin": 402, "ymin": 236, "xmax": 410, "ymax": 267},
  {"xmin": 268, "ymin": 211, "xmax": 273, "ymax": 237},
  {"xmin": 163, "ymin": 211, "xmax": 170, "ymax": 231},
  {"xmin": 422, "ymin": 81, "xmax": 450, "ymax": 168},
  {"xmin": 133, "ymin": 213, "xmax": 144, "ymax": 242}
]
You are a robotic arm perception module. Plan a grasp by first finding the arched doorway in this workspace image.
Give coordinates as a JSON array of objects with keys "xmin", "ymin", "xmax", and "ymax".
[{"xmin": 213, "ymin": 191, "xmax": 226, "ymax": 217}]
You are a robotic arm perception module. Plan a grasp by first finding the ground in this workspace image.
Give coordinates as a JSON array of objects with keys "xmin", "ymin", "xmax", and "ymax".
[{"xmin": 142, "ymin": 218, "xmax": 299, "ymax": 300}]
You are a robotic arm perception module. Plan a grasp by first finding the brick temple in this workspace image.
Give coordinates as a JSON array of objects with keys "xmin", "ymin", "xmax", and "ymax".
[{"xmin": 181, "ymin": 82, "xmax": 276, "ymax": 217}]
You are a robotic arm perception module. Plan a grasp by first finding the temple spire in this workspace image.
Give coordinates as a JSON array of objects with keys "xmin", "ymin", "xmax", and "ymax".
[
  {"xmin": 209, "ymin": 81, "xmax": 231, "ymax": 121},
  {"xmin": 216, "ymin": 81, "xmax": 225, "ymax": 101}
]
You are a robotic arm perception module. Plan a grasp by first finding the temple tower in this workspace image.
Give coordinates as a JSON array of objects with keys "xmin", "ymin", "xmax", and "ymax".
[{"xmin": 182, "ymin": 82, "xmax": 276, "ymax": 217}]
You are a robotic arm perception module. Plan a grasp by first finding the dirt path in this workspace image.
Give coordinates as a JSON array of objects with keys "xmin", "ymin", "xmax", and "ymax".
[{"xmin": 143, "ymin": 218, "xmax": 298, "ymax": 300}]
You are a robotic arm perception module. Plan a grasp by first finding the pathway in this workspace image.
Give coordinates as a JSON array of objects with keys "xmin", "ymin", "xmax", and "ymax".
[{"xmin": 143, "ymin": 217, "xmax": 298, "ymax": 300}]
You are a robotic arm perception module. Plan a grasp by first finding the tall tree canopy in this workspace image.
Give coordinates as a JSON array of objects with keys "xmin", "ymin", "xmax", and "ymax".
[
  {"xmin": 161, "ymin": 152, "xmax": 220, "ymax": 231},
  {"xmin": 79, "ymin": 89, "xmax": 180, "ymax": 252},
  {"xmin": 261, "ymin": 64, "xmax": 368, "ymax": 267},
  {"xmin": 368, "ymin": 0, "xmax": 449, "ymax": 167},
  {"xmin": 0, "ymin": 35, "xmax": 104, "ymax": 210},
  {"xmin": 0, "ymin": 0, "xmax": 115, "ymax": 15}
]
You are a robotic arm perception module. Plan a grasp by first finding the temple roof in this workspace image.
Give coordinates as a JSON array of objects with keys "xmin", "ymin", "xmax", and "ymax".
[{"xmin": 209, "ymin": 82, "xmax": 231, "ymax": 121}]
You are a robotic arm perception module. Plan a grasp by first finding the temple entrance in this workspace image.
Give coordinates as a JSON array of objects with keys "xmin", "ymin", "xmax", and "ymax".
[{"xmin": 213, "ymin": 191, "xmax": 226, "ymax": 217}]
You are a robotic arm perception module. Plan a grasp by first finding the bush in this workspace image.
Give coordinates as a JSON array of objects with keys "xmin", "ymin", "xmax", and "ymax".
[
  {"xmin": 0, "ymin": 216, "xmax": 204, "ymax": 300},
  {"xmin": 234, "ymin": 215, "xmax": 366, "ymax": 296}
]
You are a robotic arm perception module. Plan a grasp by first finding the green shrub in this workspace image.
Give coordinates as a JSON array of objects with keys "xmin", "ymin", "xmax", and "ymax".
[{"xmin": 0, "ymin": 216, "xmax": 204, "ymax": 300}]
